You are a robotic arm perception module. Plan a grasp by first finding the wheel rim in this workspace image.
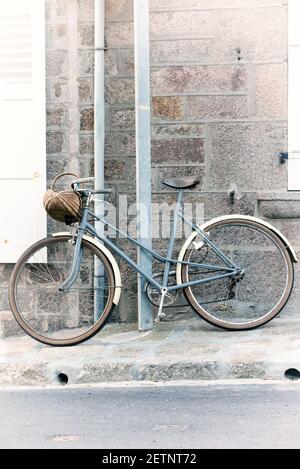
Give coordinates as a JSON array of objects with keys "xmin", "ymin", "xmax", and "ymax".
[
  {"xmin": 182, "ymin": 220, "xmax": 293, "ymax": 329},
  {"xmin": 10, "ymin": 236, "xmax": 115, "ymax": 344}
]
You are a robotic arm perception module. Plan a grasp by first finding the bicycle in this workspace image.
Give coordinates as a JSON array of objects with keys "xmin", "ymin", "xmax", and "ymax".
[{"xmin": 9, "ymin": 175, "xmax": 297, "ymax": 346}]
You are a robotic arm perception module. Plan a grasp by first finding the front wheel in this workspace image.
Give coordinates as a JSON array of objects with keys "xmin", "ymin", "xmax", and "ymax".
[
  {"xmin": 9, "ymin": 235, "xmax": 116, "ymax": 346},
  {"xmin": 181, "ymin": 218, "xmax": 294, "ymax": 330}
]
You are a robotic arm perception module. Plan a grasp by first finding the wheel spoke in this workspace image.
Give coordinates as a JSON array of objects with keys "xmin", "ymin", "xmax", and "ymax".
[
  {"xmin": 183, "ymin": 220, "xmax": 292, "ymax": 329},
  {"xmin": 11, "ymin": 236, "xmax": 115, "ymax": 345}
]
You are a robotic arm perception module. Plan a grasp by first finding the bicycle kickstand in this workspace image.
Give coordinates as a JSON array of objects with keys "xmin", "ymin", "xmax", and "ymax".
[{"xmin": 155, "ymin": 288, "xmax": 168, "ymax": 323}]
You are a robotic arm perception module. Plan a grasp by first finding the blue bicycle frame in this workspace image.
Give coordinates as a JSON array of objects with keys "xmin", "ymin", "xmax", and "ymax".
[{"xmin": 60, "ymin": 189, "xmax": 240, "ymax": 294}]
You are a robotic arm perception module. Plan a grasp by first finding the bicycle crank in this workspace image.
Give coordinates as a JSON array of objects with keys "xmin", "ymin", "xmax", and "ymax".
[{"xmin": 145, "ymin": 272, "xmax": 178, "ymax": 308}]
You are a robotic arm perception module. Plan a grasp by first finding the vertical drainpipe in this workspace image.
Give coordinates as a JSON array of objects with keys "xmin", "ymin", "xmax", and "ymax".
[
  {"xmin": 134, "ymin": 0, "xmax": 153, "ymax": 331},
  {"xmin": 94, "ymin": 0, "xmax": 105, "ymax": 321}
]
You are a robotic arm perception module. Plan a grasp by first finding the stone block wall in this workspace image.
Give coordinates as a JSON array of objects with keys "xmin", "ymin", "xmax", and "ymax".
[
  {"xmin": 103, "ymin": 0, "xmax": 292, "ymax": 320},
  {"xmin": 2, "ymin": 0, "xmax": 299, "ymax": 335}
]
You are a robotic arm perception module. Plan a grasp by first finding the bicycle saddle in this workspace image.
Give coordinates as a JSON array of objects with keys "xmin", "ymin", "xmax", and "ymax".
[{"xmin": 162, "ymin": 175, "xmax": 200, "ymax": 189}]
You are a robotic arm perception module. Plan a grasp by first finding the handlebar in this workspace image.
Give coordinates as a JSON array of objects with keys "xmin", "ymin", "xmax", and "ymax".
[
  {"xmin": 71, "ymin": 177, "xmax": 112, "ymax": 194},
  {"xmin": 93, "ymin": 188, "xmax": 113, "ymax": 194},
  {"xmin": 72, "ymin": 177, "xmax": 95, "ymax": 185}
]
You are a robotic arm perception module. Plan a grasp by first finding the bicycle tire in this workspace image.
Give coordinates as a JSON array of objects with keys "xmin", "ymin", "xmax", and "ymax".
[
  {"xmin": 181, "ymin": 217, "xmax": 294, "ymax": 330},
  {"xmin": 9, "ymin": 235, "xmax": 116, "ymax": 346}
]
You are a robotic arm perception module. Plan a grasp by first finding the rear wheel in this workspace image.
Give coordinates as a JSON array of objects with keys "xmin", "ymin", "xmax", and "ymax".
[
  {"xmin": 9, "ymin": 235, "xmax": 116, "ymax": 346},
  {"xmin": 181, "ymin": 218, "xmax": 294, "ymax": 330}
]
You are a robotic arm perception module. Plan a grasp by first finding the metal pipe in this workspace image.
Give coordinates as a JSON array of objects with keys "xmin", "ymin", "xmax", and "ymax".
[
  {"xmin": 94, "ymin": 0, "xmax": 106, "ymax": 321},
  {"xmin": 94, "ymin": 1, "xmax": 105, "ymax": 195},
  {"xmin": 134, "ymin": 0, "xmax": 153, "ymax": 331}
]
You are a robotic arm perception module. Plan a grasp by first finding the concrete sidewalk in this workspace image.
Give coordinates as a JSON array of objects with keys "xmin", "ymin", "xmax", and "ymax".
[{"xmin": 0, "ymin": 314, "xmax": 300, "ymax": 387}]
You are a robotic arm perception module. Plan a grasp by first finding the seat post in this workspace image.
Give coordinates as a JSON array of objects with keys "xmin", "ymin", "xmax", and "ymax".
[{"xmin": 161, "ymin": 189, "xmax": 184, "ymax": 288}]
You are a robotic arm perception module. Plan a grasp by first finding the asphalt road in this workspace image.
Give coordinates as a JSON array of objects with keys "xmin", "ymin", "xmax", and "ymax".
[{"xmin": 0, "ymin": 381, "xmax": 299, "ymax": 449}]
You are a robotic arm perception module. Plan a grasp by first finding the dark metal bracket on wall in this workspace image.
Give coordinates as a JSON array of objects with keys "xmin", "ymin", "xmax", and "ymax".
[
  {"xmin": 229, "ymin": 190, "xmax": 235, "ymax": 205},
  {"xmin": 278, "ymin": 152, "xmax": 288, "ymax": 164}
]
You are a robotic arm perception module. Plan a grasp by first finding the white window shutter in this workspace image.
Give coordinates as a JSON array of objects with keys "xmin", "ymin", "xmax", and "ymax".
[
  {"xmin": 289, "ymin": 0, "xmax": 300, "ymax": 190},
  {"xmin": 0, "ymin": 0, "xmax": 46, "ymax": 262}
]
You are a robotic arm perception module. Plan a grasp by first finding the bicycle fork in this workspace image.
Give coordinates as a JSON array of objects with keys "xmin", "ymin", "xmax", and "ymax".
[
  {"xmin": 58, "ymin": 205, "xmax": 91, "ymax": 292},
  {"xmin": 58, "ymin": 229, "xmax": 84, "ymax": 292}
]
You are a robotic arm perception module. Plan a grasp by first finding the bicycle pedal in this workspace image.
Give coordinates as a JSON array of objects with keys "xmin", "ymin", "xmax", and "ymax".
[{"xmin": 155, "ymin": 312, "xmax": 166, "ymax": 323}]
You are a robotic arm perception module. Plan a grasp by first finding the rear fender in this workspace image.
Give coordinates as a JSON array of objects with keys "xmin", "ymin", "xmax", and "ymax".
[{"xmin": 176, "ymin": 215, "xmax": 297, "ymax": 286}]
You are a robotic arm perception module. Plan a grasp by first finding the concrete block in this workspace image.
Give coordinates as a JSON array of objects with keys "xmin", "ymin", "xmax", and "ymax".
[
  {"xmin": 282, "ymin": 288, "xmax": 300, "ymax": 319},
  {"xmin": 152, "ymin": 96, "xmax": 184, "ymax": 121},
  {"xmin": 0, "ymin": 264, "xmax": 13, "ymax": 287},
  {"xmin": 79, "ymin": 50, "xmax": 94, "ymax": 76},
  {"xmin": 138, "ymin": 361, "xmax": 220, "ymax": 381},
  {"xmin": 46, "ymin": 23, "xmax": 68, "ymax": 50},
  {"xmin": 152, "ymin": 123, "xmax": 205, "ymax": 139},
  {"xmin": 113, "ymin": 132, "xmax": 136, "ymax": 156},
  {"xmin": 47, "ymin": 156, "xmax": 82, "ymax": 184},
  {"xmin": 150, "ymin": 39, "xmax": 213, "ymax": 64},
  {"xmin": 229, "ymin": 362, "xmax": 265, "ymax": 380},
  {"xmin": 0, "ymin": 312, "xmax": 23, "ymax": 338},
  {"xmin": 182, "ymin": 191, "xmax": 257, "ymax": 221},
  {"xmin": 105, "ymin": 49, "xmax": 135, "ymax": 77},
  {"xmin": 116, "ymin": 294, "xmax": 136, "ymax": 323},
  {"xmin": 255, "ymin": 63, "xmax": 287, "ymax": 119},
  {"xmin": 108, "ymin": 109, "xmax": 135, "ymax": 130},
  {"xmin": 46, "ymin": 131, "xmax": 66, "ymax": 154},
  {"xmin": 78, "ymin": 0, "xmax": 94, "ymax": 21},
  {"xmin": 78, "ymin": 78, "xmax": 94, "ymax": 103},
  {"xmin": 151, "ymin": 65, "xmax": 247, "ymax": 94},
  {"xmin": 78, "ymin": 23, "xmax": 94, "ymax": 48},
  {"xmin": 105, "ymin": 78, "xmax": 135, "ymax": 105},
  {"xmin": 47, "ymin": 157, "xmax": 68, "ymax": 183},
  {"xmin": 260, "ymin": 200, "xmax": 300, "ymax": 220},
  {"xmin": 271, "ymin": 220, "xmax": 300, "ymax": 250},
  {"xmin": 117, "ymin": 177, "xmax": 137, "ymax": 197},
  {"xmin": 106, "ymin": 0, "xmax": 134, "ymax": 21},
  {"xmin": 291, "ymin": 253, "xmax": 300, "ymax": 278},
  {"xmin": 150, "ymin": 0, "xmax": 283, "ymax": 7},
  {"xmin": 46, "ymin": 107, "xmax": 68, "ymax": 128},
  {"xmin": 187, "ymin": 94, "xmax": 249, "ymax": 120},
  {"xmin": 78, "ymin": 157, "xmax": 94, "ymax": 179},
  {"xmin": 0, "ymin": 363, "xmax": 48, "ymax": 386},
  {"xmin": 105, "ymin": 22, "xmax": 134, "ymax": 47},
  {"xmin": 77, "ymin": 363, "xmax": 134, "ymax": 384},
  {"xmin": 0, "ymin": 287, "xmax": 9, "ymax": 311},
  {"xmin": 151, "ymin": 138, "xmax": 205, "ymax": 164},
  {"xmin": 104, "ymin": 133, "xmax": 117, "ymax": 156},
  {"xmin": 80, "ymin": 108, "xmax": 94, "ymax": 131},
  {"xmin": 212, "ymin": 7, "xmax": 287, "ymax": 62},
  {"xmin": 150, "ymin": 10, "xmax": 218, "ymax": 38},
  {"xmin": 46, "ymin": 50, "xmax": 68, "ymax": 77},
  {"xmin": 46, "ymin": 0, "xmax": 68, "ymax": 22},
  {"xmin": 46, "ymin": 78, "xmax": 69, "ymax": 103},
  {"xmin": 207, "ymin": 122, "xmax": 288, "ymax": 191},
  {"xmin": 47, "ymin": 155, "xmax": 93, "ymax": 184},
  {"xmin": 117, "ymin": 255, "xmax": 138, "ymax": 323},
  {"xmin": 79, "ymin": 134, "xmax": 94, "ymax": 155},
  {"xmin": 105, "ymin": 159, "xmax": 126, "ymax": 182}
]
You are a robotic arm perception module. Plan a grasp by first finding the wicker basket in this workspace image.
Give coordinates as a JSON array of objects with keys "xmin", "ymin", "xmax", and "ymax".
[{"xmin": 43, "ymin": 173, "xmax": 83, "ymax": 224}]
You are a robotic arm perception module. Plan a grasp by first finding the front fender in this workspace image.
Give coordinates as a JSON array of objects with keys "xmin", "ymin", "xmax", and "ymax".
[
  {"xmin": 52, "ymin": 232, "xmax": 122, "ymax": 305},
  {"xmin": 176, "ymin": 215, "xmax": 298, "ymax": 286}
]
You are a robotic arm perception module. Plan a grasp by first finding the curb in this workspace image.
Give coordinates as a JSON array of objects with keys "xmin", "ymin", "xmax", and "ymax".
[{"xmin": 0, "ymin": 358, "xmax": 293, "ymax": 387}]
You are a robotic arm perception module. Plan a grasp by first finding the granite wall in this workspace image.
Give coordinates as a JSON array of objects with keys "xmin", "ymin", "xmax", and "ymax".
[{"xmin": 2, "ymin": 0, "xmax": 298, "ymax": 335}]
